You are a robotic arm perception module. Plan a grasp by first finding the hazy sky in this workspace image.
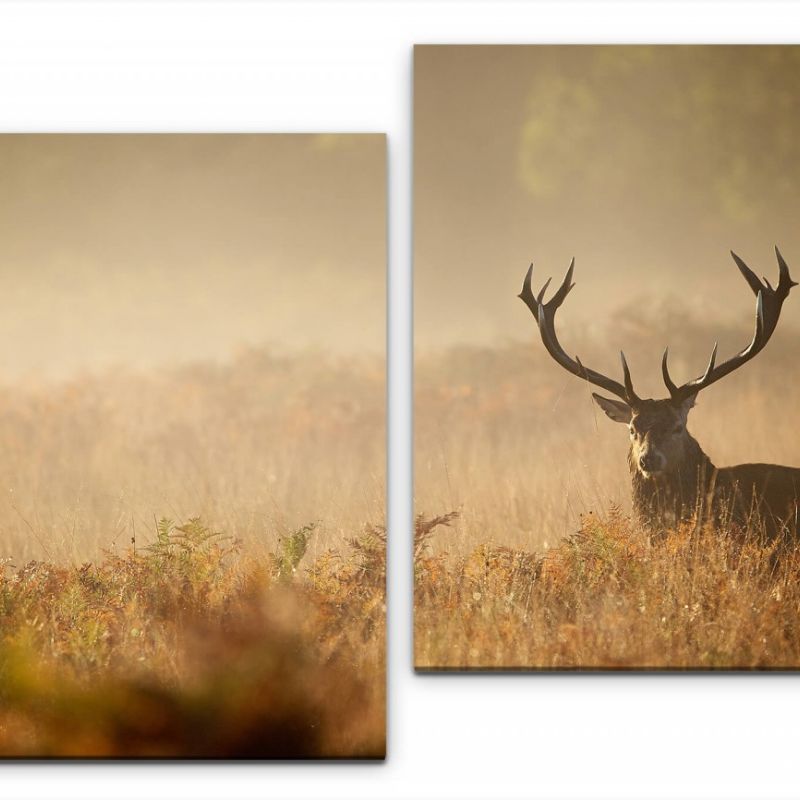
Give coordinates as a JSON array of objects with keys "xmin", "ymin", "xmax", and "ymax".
[
  {"xmin": 0, "ymin": 134, "xmax": 385, "ymax": 380},
  {"xmin": 414, "ymin": 46, "xmax": 800, "ymax": 351}
]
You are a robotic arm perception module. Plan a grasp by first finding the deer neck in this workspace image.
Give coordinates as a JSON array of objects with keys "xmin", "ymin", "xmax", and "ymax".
[{"xmin": 628, "ymin": 433, "xmax": 717, "ymax": 531}]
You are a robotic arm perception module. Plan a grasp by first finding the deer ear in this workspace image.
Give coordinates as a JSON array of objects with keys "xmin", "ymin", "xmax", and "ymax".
[
  {"xmin": 676, "ymin": 393, "xmax": 697, "ymax": 421},
  {"xmin": 591, "ymin": 393, "xmax": 632, "ymax": 424}
]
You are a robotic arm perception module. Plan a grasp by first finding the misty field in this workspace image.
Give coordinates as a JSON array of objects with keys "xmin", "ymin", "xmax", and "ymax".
[
  {"xmin": 414, "ymin": 301, "xmax": 800, "ymax": 669},
  {"xmin": 0, "ymin": 349, "xmax": 385, "ymax": 757}
]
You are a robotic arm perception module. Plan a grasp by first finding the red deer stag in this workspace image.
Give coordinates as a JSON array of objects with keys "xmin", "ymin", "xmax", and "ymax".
[{"xmin": 518, "ymin": 248, "xmax": 800, "ymax": 540}]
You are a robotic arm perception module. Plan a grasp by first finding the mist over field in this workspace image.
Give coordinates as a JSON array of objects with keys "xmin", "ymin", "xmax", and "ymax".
[
  {"xmin": 0, "ymin": 134, "xmax": 386, "ymax": 564},
  {"xmin": 0, "ymin": 134, "xmax": 385, "ymax": 381},
  {"xmin": 414, "ymin": 46, "xmax": 800, "ymax": 351}
]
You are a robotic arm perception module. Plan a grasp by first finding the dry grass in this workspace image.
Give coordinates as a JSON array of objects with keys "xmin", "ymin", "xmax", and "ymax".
[
  {"xmin": 415, "ymin": 510, "xmax": 800, "ymax": 669},
  {"xmin": 414, "ymin": 304, "xmax": 800, "ymax": 669},
  {"xmin": 0, "ymin": 350, "xmax": 385, "ymax": 757},
  {"xmin": 0, "ymin": 347, "xmax": 385, "ymax": 565}
]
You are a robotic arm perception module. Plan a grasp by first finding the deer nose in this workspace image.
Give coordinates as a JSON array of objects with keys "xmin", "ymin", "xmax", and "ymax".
[{"xmin": 639, "ymin": 453, "xmax": 658, "ymax": 472}]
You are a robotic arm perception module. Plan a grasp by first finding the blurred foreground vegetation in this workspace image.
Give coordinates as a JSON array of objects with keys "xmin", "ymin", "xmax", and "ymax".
[{"xmin": 0, "ymin": 516, "xmax": 385, "ymax": 757}]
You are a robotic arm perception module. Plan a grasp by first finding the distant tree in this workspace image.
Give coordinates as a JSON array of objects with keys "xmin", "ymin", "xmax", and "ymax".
[{"xmin": 518, "ymin": 46, "xmax": 800, "ymax": 232}]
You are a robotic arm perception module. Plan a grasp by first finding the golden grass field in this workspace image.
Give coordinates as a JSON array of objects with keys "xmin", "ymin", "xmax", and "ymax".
[
  {"xmin": 414, "ymin": 302, "xmax": 800, "ymax": 669},
  {"xmin": 0, "ymin": 350, "xmax": 385, "ymax": 757}
]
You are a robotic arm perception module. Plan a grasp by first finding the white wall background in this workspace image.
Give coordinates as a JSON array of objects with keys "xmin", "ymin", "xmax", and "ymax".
[{"xmin": 1, "ymin": 2, "xmax": 800, "ymax": 798}]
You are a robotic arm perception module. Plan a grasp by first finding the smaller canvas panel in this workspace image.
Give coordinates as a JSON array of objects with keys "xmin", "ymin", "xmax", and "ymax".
[{"xmin": 0, "ymin": 134, "xmax": 386, "ymax": 757}]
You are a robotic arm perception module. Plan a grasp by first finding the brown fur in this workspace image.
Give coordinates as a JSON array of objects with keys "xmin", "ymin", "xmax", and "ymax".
[{"xmin": 623, "ymin": 401, "xmax": 800, "ymax": 539}]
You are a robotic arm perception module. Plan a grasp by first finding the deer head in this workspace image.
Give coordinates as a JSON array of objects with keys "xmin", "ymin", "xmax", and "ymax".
[{"xmin": 518, "ymin": 248, "xmax": 797, "ymax": 480}]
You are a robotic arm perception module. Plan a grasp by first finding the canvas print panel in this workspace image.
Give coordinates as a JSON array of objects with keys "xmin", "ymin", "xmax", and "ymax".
[
  {"xmin": 0, "ymin": 134, "xmax": 385, "ymax": 756},
  {"xmin": 414, "ymin": 46, "xmax": 800, "ymax": 670}
]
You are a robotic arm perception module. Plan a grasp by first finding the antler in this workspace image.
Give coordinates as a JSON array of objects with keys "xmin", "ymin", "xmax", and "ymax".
[
  {"xmin": 518, "ymin": 258, "xmax": 641, "ymax": 406},
  {"xmin": 662, "ymin": 247, "xmax": 797, "ymax": 403}
]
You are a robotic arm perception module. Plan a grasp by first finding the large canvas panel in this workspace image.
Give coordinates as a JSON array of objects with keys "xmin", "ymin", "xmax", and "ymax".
[{"xmin": 414, "ymin": 46, "xmax": 800, "ymax": 670}]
